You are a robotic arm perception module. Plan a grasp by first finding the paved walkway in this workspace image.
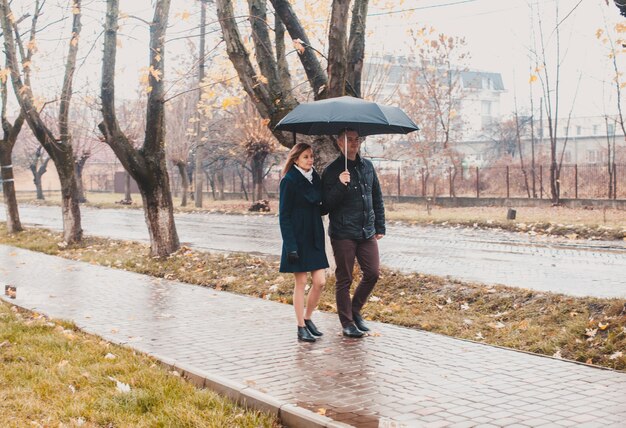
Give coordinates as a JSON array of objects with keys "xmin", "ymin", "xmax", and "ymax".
[{"xmin": 1, "ymin": 244, "xmax": 625, "ymax": 427}]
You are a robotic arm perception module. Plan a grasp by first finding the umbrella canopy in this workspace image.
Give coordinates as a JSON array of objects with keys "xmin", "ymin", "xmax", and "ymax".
[{"xmin": 274, "ymin": 96, "xmax": 419, "ymax": 136}]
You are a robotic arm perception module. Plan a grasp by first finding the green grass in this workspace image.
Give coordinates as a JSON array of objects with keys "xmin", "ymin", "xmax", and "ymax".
[
  {"xmin": 0, "ymin": 301, "xmax": 279, "ymax": 427},
  {"xmin": 2, "ymin": 222, "xmax": 625, "ymax": 372}
]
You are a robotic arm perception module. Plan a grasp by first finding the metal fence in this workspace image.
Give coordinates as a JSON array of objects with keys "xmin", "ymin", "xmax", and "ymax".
[
  {"xmin": 83, "ymin": 163, "xmax": 625, "ymax": 201},
  {"xmin": 377, "ymin": 164, "xmax": 625, "ymax": 200}
]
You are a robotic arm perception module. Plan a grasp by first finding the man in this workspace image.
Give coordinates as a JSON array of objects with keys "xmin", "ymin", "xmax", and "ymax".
[{"xmin": 321, "ymin": 128, "xmax": 385, "ymax": 338}]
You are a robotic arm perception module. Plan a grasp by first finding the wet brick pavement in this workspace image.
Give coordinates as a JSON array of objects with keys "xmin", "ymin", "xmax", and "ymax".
[{"xmin": 1, "ymin": 244, "xmax": 625, "ymax": 427}]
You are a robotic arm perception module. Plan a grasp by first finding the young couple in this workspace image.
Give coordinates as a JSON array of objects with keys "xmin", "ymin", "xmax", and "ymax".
[{"xmin": 278, "ymin": 129, "xmax": 386, "ymax": 342}]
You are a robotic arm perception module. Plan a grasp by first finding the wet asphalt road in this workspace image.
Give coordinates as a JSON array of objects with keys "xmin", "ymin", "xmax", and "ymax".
[{"xmin": 1, "ymin": 203, "xmax": 625, "ymax": 298}]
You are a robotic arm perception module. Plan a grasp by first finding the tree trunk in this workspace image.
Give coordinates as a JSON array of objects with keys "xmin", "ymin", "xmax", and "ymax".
[
  {"xmin": 346, "ymin": 0, "xmax": 369, "ymax": 97},
  {"xmin": 75, "ymin": 153, "xmax": 89, "ymax": 203},
  {"xmin": 216, "ymin": 166, "xmax": 225, "ymax": 200},
  {"xmin": 250, "ymin": 151, "xmax": 267, "ymax": 202},
  {"xmin": 0, "ymin": 145, "xmax": 22, "ymax": 232},
  {"xmin": 124, "ymin": 172, "xmax": 132, "ymax": 203},
  {"xmin": 140, "ymin": 183, "xmax": 179, "ymax": 256},
  {"xmin": 59, "ymin": 160, "xmax": 83, "ymax": 242},
  {"xmin": 175, "ymin": 160, "xmax": 189, "ymax": 207},
  {"xmin": 205, "ymin": 170, "xmax": 215, "ymax": 199},
  {"xmin": 311, "ymin": 135, "xmax": 340, "ymax": 171},
  {"xmin": 514, "ymin": 112, "xmax": 531, "ymax": 198},
  {"xmin": 99, "ymin": 0, "xmax": 179, "ymax": 257},
  {"xmin": 0, "ymin": 100, "xmax": 25, "ymax": 232},
  {"xmin": 195, "ymin": 0, "xmax": 207, "ymax": 208},
  {"xmin": 237, "ymin": 165, "xmax": 249, "ymax": 201},
  {"xmin": 327, "ymin": 0, "xmax": 350, "ymax": 97},
  {"xmin": 31, "ymin": 156, "xmax": 48, "ymax": 200}
]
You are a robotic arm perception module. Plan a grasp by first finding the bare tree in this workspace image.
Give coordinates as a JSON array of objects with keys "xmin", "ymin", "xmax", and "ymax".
[
  {"xmin": 399, "ymin": 28, "xmax": 468, "ymax": 196},
  {"xmin": 166, "ymin": 91, "xmax": 197, "ymax": 207},
  {"xmin": 70, "ymin": 101, "xmax": 104, "ymax": 203},
  {"xmin": 0, "ymin": 0, "xmax": 84, "ymax": 243},
  {"xmin": 99, "ymin": 0, "xmax": 180, "ymax": 257},
  {"xmin": 528, "ymin": 2, "xmax": 575, "ymax": 204},
  {"xmin": 215, "ymin": 0, "xmax": 370, "ymax": 167},
  {"xmin": 0, "ymin": 62, "xmax": 25, "ymax": 232},
  {"xmin": 597, "ymin": 16, "xmax": 626, "ymax": 199},
  {"xmin": 24, "ymin": 144, "xmax": 50, "ymax": 200},
  {"xmin": 194, "ymin": 0, "xmax": 209, "ymax": 207}
]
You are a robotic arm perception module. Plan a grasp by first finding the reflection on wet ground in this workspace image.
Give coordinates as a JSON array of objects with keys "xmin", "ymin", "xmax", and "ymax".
[{"xmin": 2, "ymin": 245, "xmax": 625, "ymax": 427}]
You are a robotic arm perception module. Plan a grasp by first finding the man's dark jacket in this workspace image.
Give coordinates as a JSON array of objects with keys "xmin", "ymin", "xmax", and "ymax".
[{"xmin": 321, "ymin": 154, "xmax": 385, "ymax": 240}]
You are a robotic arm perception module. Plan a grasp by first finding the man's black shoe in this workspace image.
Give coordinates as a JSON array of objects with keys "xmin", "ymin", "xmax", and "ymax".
[
  {"xmin": 304, "ymin": 319, "xmax": 323, "ymax": 336},
  {"xmin": 297, "ymin": 326, "xmax": 316, "ymax": 342},
  {"xmin": 342, "ymin": 323, "xmax": 365, "ymax": 338},
  {"xmin": 353, "ymin": 313, "xmax": 370, "ymax": 332}
]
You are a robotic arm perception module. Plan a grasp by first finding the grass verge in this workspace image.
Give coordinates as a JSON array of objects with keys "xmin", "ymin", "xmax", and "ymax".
[
  {"xmin": 1, "ymin": 223, "xmax": 625, "ymax": 372},
  {"xmin": 17, "ymin": 192, "xmax": 626, "ymax": 240},
  {"xmin": 0, "ymin": 301, "xmax": 279, "ymax": 427}
]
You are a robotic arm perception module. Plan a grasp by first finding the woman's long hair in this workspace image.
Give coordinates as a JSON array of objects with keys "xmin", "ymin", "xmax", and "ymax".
[{"xmin": 281, "ymin": 142, "xmax": 312, "ymax": 176}]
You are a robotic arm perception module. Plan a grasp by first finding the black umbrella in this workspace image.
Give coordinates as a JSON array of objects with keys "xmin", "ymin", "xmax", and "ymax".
[{"xmin": 275, "ymin": 96, "xmax": 419, "ymax": 169}]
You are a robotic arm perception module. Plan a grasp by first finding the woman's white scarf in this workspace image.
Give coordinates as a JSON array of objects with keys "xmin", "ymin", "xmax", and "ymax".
[{"xmin": 294, "ymin": 165, "xmax": 314, "ymax": 183}]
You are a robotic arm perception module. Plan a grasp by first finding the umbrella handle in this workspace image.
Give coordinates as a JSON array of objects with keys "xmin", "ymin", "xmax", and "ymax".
[{"xmin": 344, "ymin": 133, "xmax": 347, "ymax": 171}]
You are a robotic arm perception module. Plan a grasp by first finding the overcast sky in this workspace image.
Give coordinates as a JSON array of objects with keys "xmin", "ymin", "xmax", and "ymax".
[
  {"xmin": 365, "ymin": 0, "xmax": 625, "ymax": 117},
  {"xmin": 10, "ymin": 0, "xmax": 626, "ymax": 121}
]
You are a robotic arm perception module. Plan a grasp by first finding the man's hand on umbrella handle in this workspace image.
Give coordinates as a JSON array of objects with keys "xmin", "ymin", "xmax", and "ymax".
[
  {"xmin": 339, "ymin": 171, "xmax": 350, "ymax": 185},
  {"xmin": 375, "ymin": 234, "xmax": 384, "ymax": 240}
]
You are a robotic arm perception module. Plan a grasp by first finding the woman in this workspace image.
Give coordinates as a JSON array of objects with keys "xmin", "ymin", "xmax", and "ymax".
[{"xmin": 279, "ymin": 142, "xmax": 329, "ymax": 343}]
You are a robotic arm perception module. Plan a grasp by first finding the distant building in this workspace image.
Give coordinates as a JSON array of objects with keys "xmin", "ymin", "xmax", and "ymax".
[
  {"xmin": 519, "ymin": 116, "xmax": 625, "ymax": 165},
  {"xmin": 362, "ymin": 55, "xmax": 505, "ymax": 141}
]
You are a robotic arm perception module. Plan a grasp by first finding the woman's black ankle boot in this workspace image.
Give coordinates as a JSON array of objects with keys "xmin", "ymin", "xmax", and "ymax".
[
  {"xmin": 297, "ymin": 326, "xmax": 316, "ymax": 342},
  {"xmin": 304, "ymin": 319, "xmax": 323, "ymax": 336}
]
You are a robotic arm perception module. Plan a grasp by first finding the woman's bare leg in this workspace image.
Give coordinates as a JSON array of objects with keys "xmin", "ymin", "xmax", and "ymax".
[
  {"xmin": 293, "ymin": 272, "xmax": 308, "ymax": 326},
  {"xmin": 305, "ymin": 269, "xmax": 326, "ymax": 319}
]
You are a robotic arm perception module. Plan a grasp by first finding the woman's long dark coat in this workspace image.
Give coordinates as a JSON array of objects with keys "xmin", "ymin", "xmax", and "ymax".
[{"xmin": 279, "ymin": 166, "xmax": 329, "ymax": 273}]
